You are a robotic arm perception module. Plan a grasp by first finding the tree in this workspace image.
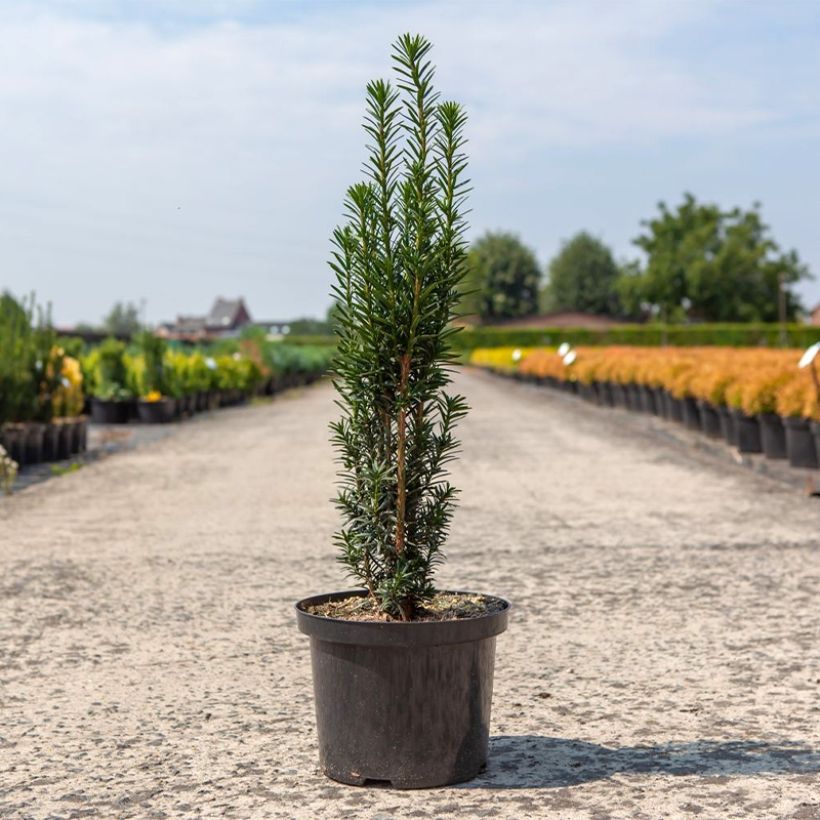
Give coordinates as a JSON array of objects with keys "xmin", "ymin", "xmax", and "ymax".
[
  {"xmin": 461, "ymin": 231, "xmax": 540, "ymax": 320},
  {"xmin": 103, "ymin": 301, "xmax": 142, "ymax": 337},
  {"xmin": 626, "ymin": 194, "xmax": 810, "ymax": 322},
  {"xmin": 542, "ymin": 231, "xmax": 621, "ymax": 315},
  {"xmin": 330, "ymin": 34, "xmax": 469, "ymax": 620}
]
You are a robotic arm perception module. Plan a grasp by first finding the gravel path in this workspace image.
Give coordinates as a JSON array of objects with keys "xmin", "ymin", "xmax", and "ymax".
[{"xmin": 2, "ymin": 371, "xmax": 819, "ymax": 819}]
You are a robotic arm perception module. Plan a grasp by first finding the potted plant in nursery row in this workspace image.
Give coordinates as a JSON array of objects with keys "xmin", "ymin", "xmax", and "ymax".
[
  {"xmin": 137, "ymin": 333, "xmax": 176, "ymax": 424},
  {"xmin": 295, "ymin": 34, "xmax": 509, "ymax": 789},
  {"xmin": 88, "ymin": 338, "xmax": 134, "ymax": 424}
]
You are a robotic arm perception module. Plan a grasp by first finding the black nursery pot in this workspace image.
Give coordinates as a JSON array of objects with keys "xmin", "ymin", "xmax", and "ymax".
[
  {"xmin": 718, "ymin": 405, "xmax": 737, "ymax": 446},
  {"xmin": 137, "ymin": 398, "xmax": 177, "ymax": 424},
  {"xmin": 759, "ymin": 413, "xmax": 787, "ymax": 460},
  {"xmin": 681, "ymin": 396, "xmax": 701, "ymax": 431},
  {"xmin": 611, "ymin": 383, "xmax": 627, "ymax": 408},
  {"xmin": 666, "ymin": 394, "xmax": 684, "ymax": 423},
  {"xmin": 91, "ymin": 398, "xmax": 131, "ymax": 425},
  {"xmin": 296, "ymin": 589, "xmax": 510, "ymax": 789},
  {"xmin": 638, "ymin": 385, "xmax": 657, "ymax": 415},
  {"xmin": 1, "ymin": 423, "xmax": 27, "ymax": 466},
  {"xmin": 24, "ymin": 422, "xmax": 46, "ymax": 465},
  {"xmin": 731, "ymin": 408, "xmax": 762, "ymax": 453},
  {"xmin": 579, "ymin": 382, "xmax": 598, "ymax": 404},
  {"xmin": 597, "ymin": 381, "xmax": 614, "ymax": 407},
  {"xmin": 42, "ymin": 422, "xmax": 61, "ymax": 461},
  {"xmin": 783, "ymin": 416, "xmax": 819, "ymax": 469},
  {"xmin": 697, "ymin": 400, "xmax": 722, "ymax": 439}
]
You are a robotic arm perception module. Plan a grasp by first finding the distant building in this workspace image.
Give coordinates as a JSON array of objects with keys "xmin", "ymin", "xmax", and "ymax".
[
  {"xmin": 159, "ymin": 297, "xmax": 253, "ymax": 341},
  {"xmin": 810, "ymin": 304, "xmax": 820, "ymax": 327}
]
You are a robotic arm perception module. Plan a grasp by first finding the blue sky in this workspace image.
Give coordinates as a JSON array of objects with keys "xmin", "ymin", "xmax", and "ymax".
[{"xmin": 1, "ymin": 0, "xmax": 819, "ymax": 325}]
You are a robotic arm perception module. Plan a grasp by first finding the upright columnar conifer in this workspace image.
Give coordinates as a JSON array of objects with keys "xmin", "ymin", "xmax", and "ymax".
[{"xmin": 329, "ymin": 34, "xmax": 470, "ymax": 620}]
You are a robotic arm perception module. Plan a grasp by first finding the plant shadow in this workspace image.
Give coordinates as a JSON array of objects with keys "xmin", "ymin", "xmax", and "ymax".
[{"xmin": 459, "ymin": 736, "xmax": 820, "ymax": 789}]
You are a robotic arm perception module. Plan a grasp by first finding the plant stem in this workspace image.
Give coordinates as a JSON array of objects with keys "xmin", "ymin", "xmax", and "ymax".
[{"xmin": 395, "ymin": 352, "xmax": 410, "ymax": 556}]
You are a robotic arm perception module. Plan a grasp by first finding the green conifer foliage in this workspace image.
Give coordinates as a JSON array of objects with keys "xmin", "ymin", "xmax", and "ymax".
[{"xmin": 329, "ymin": 34, "xmax": 470, "ymax": 620}]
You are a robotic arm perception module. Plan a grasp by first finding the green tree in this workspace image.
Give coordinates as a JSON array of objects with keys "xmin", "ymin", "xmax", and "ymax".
[
  {"xmin": 627, "ymin": 194, "xmax": 809, "ymax": 322},
  {"xmin": 542, "ymin": 231, "xmax": 620, "ymax": 315},
  {"xmin": 461, "ymin": 231, "xmax": 540, "ymax": 320},
  {"xmin": 103, "ymin": 301, "xmax": 142, "ymax": 337},
  {"xmin": 330, "ymin": 34, "xmax": 469, "ymax": 619}
]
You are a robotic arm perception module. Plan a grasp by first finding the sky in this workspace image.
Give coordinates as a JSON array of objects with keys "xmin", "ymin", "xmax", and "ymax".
[{"xmin": 1, "ymin": 0, "xmax": 819, "ymax": 326}]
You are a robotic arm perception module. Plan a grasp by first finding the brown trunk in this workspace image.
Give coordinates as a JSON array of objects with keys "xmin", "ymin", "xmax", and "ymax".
[{"xmin": 395, "ymin": 353, "xmax": 411, "ymax": 555}]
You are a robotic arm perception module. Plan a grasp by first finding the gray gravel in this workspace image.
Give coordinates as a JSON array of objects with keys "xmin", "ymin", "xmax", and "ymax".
[{"xmin": 1, "ymin": 371, "xmax": 819, "ymax": 819}]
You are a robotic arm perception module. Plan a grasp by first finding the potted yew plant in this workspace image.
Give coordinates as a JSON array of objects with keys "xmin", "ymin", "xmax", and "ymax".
[{"xmin": 295, "ymin": 34, "xmax": 509, "ymax": 789}]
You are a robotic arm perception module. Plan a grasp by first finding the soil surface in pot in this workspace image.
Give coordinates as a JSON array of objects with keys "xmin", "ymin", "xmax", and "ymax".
[{"xmin": 305, "ymin": 591, "xmax": 505, "ymax": 622}]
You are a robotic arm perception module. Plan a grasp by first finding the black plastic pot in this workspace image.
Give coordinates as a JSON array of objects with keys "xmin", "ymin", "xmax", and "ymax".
[
  {"xmin": 655, "ymin": 389, "xmax": 669, "ymax": 419},
  {"xmin": 42, "ymin": 422, "xmax": 61, "ymax": 461},
  {"xmin": 137, "ymin": 398, "xmax": 176, "ymax": 424},
  {"xmin": 611, "ymin": 384, "xmax": 626, "ymax": 408},
  {"xmin": 296, "ymin": 589, "xmax": 509, "ymax": 789},
  {"xmin": 76, "ymin": 417, "xmax": 88, "ymax": 453},
  {"xmin": 637, "ymin": 385, "xmax": 654, "ymax": 415},
  {"xmin": 63, "ymin": 418, "xmax": 81, "ymax": 456},
  {"xmin": 759, "ymin": 413, "xmax": 787, "ymax": 460},
  {"xmin": 91, "ymin": 398, "xmax": 130, "ymax": 425},
  {"xmin": 697, "ymin": 400, "xmax": 722, "ymax": 439},
  {"xmin": 597, "ymin": 381, "xmax": 614, "ymax": 407},
  {"xmin": 812, "ymin": 422, "xmax": 820, "ymax": 466},
  {"xmin": 579, "ymin": 383, "xmax": 598, "ymax": 404},
  {"xmin": 666, "ymin": 394, "xmax": 684, "ymax": 423},
  {"xmin": 54, "ymin": 421, "xmax": 72, "ymax": 460},
  {"xmin": 625, "ymin": 384, "xmax": 640, "ymax": 412},
  {"xmin": 718, "ymin": 406, "xmax": 737, "ymax": 446},
  {"xmin": 731, "ymin": 409, "xmax": 762, "ymax": 453},
  {"xmin": 24, "ymin": 422, "xmax": 46, "ymax": 465},
  {"xmin": 1, "ymin": 423, "xmax": 27, "ymax": 466},
  {"xmin": 783, "ymin": 416, "xmax": 818, "ymax": 469},
  {"xmin": 681, "ymin": 397, "xmax": 701, "ymax": 431}
]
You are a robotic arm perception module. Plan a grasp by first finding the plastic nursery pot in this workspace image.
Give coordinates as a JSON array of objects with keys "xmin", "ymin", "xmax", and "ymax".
[
  {"xmin": 697, "ymin": 400, "xmax": 722, "ymax": 439},
  {"xmin": 812, "ymin": 423, "xmax": 820, "ymax": 466},
  {"xmin": 610, "ymin": 384, "xmax": 626, "ymax": 408},
  {"xmin": 1, "ymin": 423, "xmax": 27, "ymax": 466},
  {"xmin": 76, "ymin": 417, "xmax": 88, "ymax": 454},
  {"xmin": 596, "ymin": 381, "xmax": 614, "ymax": 407},
  {"xmin": 718, "ymin": 406, "xmax": 737, "ymax": 446},
  {"xmin": 91, "ymin": 398, "xmax": 130, "ymax": 425},
  {"xmin": 579, "ymin": 383, "xmax": 598, "ymax": 404},
  {"xmin": 655, "ymin": 389, "xmax": 670, "ymax": 419},
  {"xmin": 65, "ymin": 418, "xmax": 83, "ymax": 456},
  {"xmin": 758, "ymin": 413, "xmax": 787, "ymax": 460},
  {"xmin": 24, "ymin": 422, "xmax": 46, "ymax": 465},
  {"xmin": 626, "ymin": 384, "xmax": 642, "ymax": 412},
  {"xmin": 296, "ymin": 589, "xmax": 510, "ymax": 789},
  {"xmin": 731, "ymin": 408, "xmax": 762, "ymax": 454},
  {"xmin": 42, "ymin": 422, "xmax": 61, "ymax": 462},
  {"xmin": 137, "ymin": 398, "xmax": 176, "ymax": 424},
  {"xmin": 680, "ymin": 397, "xmax": 701, "ymax": 431},
  {"xmin": 666, "ymin": 394, "xmax": 684, "ymax": 424},
  {"xmin": 638, "ymin": 385, "xmax": 656, "ymax": 415},
  {"xmin": 783, "ymin": 416, "xmax": 819, "ymax": 469}
]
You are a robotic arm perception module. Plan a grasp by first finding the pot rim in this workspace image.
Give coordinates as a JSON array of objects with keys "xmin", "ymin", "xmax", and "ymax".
[
  {"xmin": 296, "ymin": 588, "xmax": 510, "ymax": 648},
  {"xmin": 782, "ymin": 415, "xmax": 811, "ymax": 429}
]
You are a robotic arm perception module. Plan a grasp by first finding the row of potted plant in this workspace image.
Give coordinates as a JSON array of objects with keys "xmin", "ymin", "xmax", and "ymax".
[
  {"xmin": 0, "ymin": 293, "xmax": 88, "ymax": 468},
  {"xmin": 82, "ymin": 334, "xmax": 334, "ymax": 425},
  {"xmin": 470, "ymin": 345, "xmax": 820, "ymax": 470}
]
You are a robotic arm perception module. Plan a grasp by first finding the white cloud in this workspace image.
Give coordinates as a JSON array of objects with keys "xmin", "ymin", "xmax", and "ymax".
[{"xmin": 0, "ymin": 0, "xmax": 816, "ymax": 323}]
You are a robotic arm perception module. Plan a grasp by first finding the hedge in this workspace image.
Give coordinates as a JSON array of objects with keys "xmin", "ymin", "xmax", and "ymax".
[{"xmin": 450, "ymin": 323, "xmax": 820, "ymax": 351}]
